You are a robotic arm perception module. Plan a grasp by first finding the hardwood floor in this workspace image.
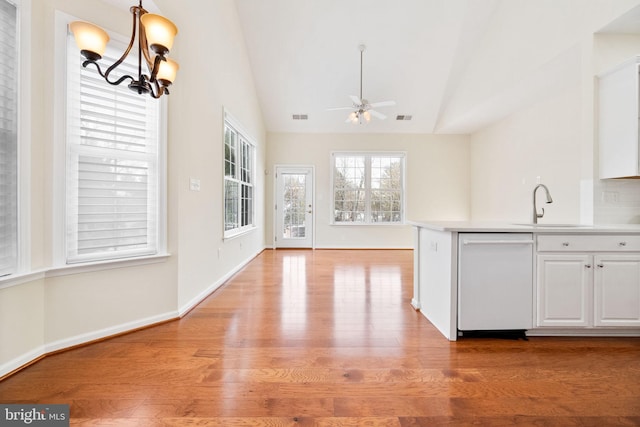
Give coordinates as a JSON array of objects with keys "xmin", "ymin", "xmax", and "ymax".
[{"xmin": 1, "ymin": 249, "xmax": 640, "ymax": 426}]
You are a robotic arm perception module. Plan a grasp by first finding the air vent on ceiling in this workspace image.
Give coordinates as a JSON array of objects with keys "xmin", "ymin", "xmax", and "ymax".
[
  {"xmin": 292, "ymin": 114, "xmax": 308, "ymax": 120},
  {"xmin": 396, "ymin": 115, "xmax": 412, "ymax": 121}
]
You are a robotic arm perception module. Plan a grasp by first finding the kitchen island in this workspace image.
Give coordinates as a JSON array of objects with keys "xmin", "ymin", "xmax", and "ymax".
[{"xmin": 409, "ymin": 221, "xmax": 640, "ymax": 340}]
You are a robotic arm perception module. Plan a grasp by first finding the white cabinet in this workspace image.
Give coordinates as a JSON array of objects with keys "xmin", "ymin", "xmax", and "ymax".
[
  {"xmin": 594, "ymin": 255, "xmax": 640, "ymax": 326},
  {"xmin": 598, "ymin": 56, "xmax": 640, "ymax": 179},
  {"xmin": 536, "ymin": 235, "xmax": 640, "ymax": 328},
  {"xmin": 537, "ymin": 254, "xmax": 591, "ymax": 327}
]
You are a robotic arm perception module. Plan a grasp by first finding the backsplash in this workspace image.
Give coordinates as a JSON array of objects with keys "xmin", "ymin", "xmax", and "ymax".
[{"xmin": 594, "ymin": 179, "xmax": 640, "ymax": 224}]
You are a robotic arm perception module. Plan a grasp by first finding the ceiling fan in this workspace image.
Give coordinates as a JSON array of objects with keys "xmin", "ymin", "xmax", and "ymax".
[{"xmin": 328, "ymin": 44, "xmax": 396, "ymax": 124}]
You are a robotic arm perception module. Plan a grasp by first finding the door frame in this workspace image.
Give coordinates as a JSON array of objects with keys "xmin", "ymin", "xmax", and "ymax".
[{"xmin": 273, "ymin": 164, "xmax": 316, "ymax": 249}]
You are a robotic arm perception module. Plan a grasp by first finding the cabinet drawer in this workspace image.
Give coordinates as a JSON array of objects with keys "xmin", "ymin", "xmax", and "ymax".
[{"xmin": 537, "ymin": 235, "xmax": 640, "ymax": 252}]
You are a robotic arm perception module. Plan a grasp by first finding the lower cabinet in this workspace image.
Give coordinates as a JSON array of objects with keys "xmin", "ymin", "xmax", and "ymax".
[
  {"xmin": 537, "ymin": 254, "xmax": 591, "ymax": 327},
  {"xmin": 536, "ymin": 235, "xmax": 640, "ymax": 329},
  {"xmin": 594, "ymin": 255, "xmax": 640, "ymax": 326}
]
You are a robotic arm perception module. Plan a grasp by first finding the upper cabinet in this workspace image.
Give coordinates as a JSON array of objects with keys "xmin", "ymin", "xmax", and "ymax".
[{"xmin": 598, "ymin": 56, "xmax": 640, "ymax": 179}]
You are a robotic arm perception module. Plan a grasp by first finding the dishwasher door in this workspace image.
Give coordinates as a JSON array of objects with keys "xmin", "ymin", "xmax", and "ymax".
[{"xmin": 458, "ymin": 233, "xmax": 534, "ymax": 331}]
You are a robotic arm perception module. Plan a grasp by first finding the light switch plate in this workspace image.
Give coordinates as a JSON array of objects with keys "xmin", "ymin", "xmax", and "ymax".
[{"xmin": 189, "ymin": 178, "xmax": 201, "ymax": 191}]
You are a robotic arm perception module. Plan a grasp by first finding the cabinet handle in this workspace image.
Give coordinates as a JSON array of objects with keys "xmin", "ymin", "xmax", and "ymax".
[
  {"xmin": 562, "ymin": 242, "xmax": 570, "ymax": 247},
  {"xmin": 597, "ymin": 264, "xmax": 604, "ymax": 268},
  {"xmin": 585, "ymin": 264, "xmax": 592, "ymax": 268},
  {"xmin": 619, "ymin": 242, "xmax": 627, "ymax": 247}
]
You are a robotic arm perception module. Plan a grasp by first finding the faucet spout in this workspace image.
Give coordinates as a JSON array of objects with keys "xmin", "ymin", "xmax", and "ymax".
[{"xmin": 533, "ymin": 184, "xmax": 553, "ymax": 224}]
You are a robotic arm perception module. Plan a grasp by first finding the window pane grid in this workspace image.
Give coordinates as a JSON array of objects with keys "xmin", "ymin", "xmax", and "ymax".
[
  {"xmin": 224, "ymin": 120, "xmax": 254, "ymax": 236},
  {"xmin": 333, "ymin": 153, "xmax": 404, "ymax": 224}
]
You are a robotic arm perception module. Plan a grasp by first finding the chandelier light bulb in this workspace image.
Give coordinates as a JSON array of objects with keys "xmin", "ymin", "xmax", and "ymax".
[
  {"xmin": 141, "ymin": 13, "xmax": 178, "ymax": 55},
  {"xmin": 69, "ymin": 21, "xmax": 110, "ymax": 60},
  {"xmin": 156, "ymin": 58, "xmax": 180, "ymax": 85}
]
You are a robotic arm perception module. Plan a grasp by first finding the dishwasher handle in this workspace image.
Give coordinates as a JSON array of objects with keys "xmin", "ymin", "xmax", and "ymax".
[{"xmin": 462, "ymin": 239, "xmax": 534, "ymax": 245}]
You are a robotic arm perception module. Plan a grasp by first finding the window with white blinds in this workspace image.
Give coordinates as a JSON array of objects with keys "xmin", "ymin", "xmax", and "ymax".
[
  {"xmin": 0, "ymin": 0, "xmax": 18, "ymax": 277},
  {"xmin": 65, "ymin": 30, "xmax": 161, "ymax": 263}
]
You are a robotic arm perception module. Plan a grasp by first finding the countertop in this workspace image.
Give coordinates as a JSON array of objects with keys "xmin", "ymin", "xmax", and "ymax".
[{"xmin": 407, "ymin": 220, "xmax": 640, "ymax": 233}]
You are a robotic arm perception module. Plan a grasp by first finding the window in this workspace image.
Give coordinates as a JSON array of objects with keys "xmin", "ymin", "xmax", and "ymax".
[
  {"xmin": 224, "ymin": 116, "xmax": 254, "ymax": 237},
  {"xmin": 332, "ymin": 152, "xmax": 405, "ymax": 224},
  {"xmin": 0, "ymin": 0, "xmax": 18, "ymax": 277},
  {"xmin": 64, "ymin": 28, "xmax": 163, "ymax": 264}
]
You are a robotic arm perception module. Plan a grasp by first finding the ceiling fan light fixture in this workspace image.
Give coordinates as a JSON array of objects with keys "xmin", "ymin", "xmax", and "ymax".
[{"xmin": 329, "ymin": 44, "xmax": 396, "ymax": 125}]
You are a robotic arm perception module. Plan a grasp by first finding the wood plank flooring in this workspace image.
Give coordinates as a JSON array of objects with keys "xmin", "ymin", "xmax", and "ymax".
[{"xmin": 1, "ymin": 249, "xmax": 640, "ymax": 426}]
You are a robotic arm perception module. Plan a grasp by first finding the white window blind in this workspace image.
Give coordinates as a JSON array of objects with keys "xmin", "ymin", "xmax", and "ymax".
[
  {"xmin": 65, "ymin": 31, "xmax": 160, "ymax": 263},
  {"xmin": 0, "ymin": 0, "xmax": 18, "ymax": 277}
]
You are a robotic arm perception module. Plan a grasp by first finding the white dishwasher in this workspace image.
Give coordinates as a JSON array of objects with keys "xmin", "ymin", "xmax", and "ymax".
[{"xmin": 458, "ymin": 233, "xmax": 534, "ymax": 332}]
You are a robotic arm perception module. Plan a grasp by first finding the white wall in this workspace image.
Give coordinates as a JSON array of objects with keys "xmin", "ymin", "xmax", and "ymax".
[
  {"xmin": 154, "ymin": 0, "xmax": 266, "ymax": 311},
  {"xmin": 266, "ymin": 133, "xmax": 470, "ymax": 248},
  {"xmin": 470, "ymin": 81, "xmax": 583, "ymax": 223},
  {"xmin": 593, "ymin": 33, "xmax": 640, "ymax": 224},
  {"xmin": 469, "ymin": 6, "xmax": 640, "ymax": 225},
  {"xmin": 1, "ymin": 0, "xmax": 266, "ymax": 378}
]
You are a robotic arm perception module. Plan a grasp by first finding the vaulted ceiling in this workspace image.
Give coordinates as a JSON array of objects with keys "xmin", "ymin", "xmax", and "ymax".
[{"xmin": 234, "ymin": 0, "xmax": 640, "ymax": 134}]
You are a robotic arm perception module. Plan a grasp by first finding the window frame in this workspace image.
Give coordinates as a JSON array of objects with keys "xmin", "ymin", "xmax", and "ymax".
[
  {"xmin": 330, "ymin": 151, "xmax": 406, "ymax": 226},
  {"xmin": 223, "ymin": 110, "xmax": 256, "ymax": 239},
  {"xmin": 53, "ymin": 11, "xmax": 167, "ymax": 266},
  {"xmin": 0, "ymin": 0, "xmax": 30, "ymax": 279}
]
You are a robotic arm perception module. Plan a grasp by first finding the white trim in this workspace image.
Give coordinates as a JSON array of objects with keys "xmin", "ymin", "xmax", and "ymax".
[
  {"xmin": 0, "ymin": 310, "xmax": 178, "ymax": 378},
  {"xmin": 273, "ymin": 164, "xmax": 316, "ymax": 249},
  {"xmin": 54, "ymin": 10, "xmax": 167, "ymax": 266},
  {"xmin": 330, "ymin": 151, "xmax": 407, "ymax": 225},
  {"xmin": 0, "ymin": 270, "xmax": 45, "ymax": 290},
  {"xmin": 45, "ymin": 253, "xmax": 171, "ymax": 278},
  {"xmin": 43, "ymin": 311, "xmax": 179, "ymax": 355},
  {"xmin": 0, "ymin": 345, "xmax": 46, "ymax": 379},
  {"xmin": 223, "ymin": 108, "xmax": 257, "ymax": 239},
  {"xmin": 0, "ymin": 247, "xmax": 263, "ymax": 379},
  {"xmin": 16, "ymin": 0, "xmax": 32, "ymax": 275},
  {"xmin": 178, "ymin": 247, "xmax": 263, "ymax": 316},
  {"xmin": 0, "ymin": 254, "xmax": 171, "ymax": 289}
]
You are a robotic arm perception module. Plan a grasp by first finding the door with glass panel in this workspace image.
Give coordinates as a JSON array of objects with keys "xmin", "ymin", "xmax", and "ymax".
[{"xmin": 275, "ymin": 166, "xmax": 314, "ymax": 248}]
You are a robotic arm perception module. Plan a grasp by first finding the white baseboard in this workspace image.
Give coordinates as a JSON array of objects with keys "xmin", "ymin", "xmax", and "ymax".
[
  {"xmin": 1, "ymin": 311, "xmax": 178, "ymax": 378},
  {"xmin": 44, "ymin": 311, "xmax": 180, "ymax": 354},
  {"xmin": 178, "ymin": 247, "xmax": 264, "ymax": 317},
  {"xmin": 0, "ymin": 346, "xmax": 46, "ymax": 379},
  {"xmin": 1, "ymin": 248, "xmax": 265, "ymax": 379}
]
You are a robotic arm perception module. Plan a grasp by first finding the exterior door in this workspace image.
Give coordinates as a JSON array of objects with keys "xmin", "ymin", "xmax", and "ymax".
[{"xmin": 275, "ymin": 166, "xmax": 314, "ymax": 248}]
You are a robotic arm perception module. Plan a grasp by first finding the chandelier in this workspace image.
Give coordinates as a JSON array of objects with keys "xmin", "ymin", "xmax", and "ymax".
[{"xmin": 69, "ymin": 1, "xmax": 179, "ymax": 99}]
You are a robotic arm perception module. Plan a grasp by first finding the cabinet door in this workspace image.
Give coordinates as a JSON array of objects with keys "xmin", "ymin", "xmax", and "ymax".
[
  {"xmin": 594, "ymin": 255, "xmax": 640, "ymax": 327},
  {"xmin": 598, "ymin": 57, "xmax": 639, "ymax": 179},
  {"xmin": 537, "ymin": 255, "xmax": 592, "ymax": 327}
]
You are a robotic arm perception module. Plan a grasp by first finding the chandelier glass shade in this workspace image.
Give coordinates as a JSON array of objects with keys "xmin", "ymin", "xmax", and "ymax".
[{"xmin": 69, "ymin": 1, "xmax": 179, "ymax": 99}]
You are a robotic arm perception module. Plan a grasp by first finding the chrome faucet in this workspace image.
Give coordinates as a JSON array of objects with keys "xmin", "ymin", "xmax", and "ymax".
[{"xmin": 532, "ymin": 184, "xmax": 553, "ymax": 224}]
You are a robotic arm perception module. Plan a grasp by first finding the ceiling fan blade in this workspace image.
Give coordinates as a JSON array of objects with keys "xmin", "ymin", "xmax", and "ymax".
[
  {"xmin": 350, "ymin": 95, "xmax": 362, "ymax": 105},
  {"xmin": 368, "ymin": 109, "xmax": 387, "ymax": 120},
  {"xmin": 369, "ymin": 100, "xmax": 396, "ymax": 108},
  {"xmin": 327, "ymin": 106, "xmax": 355, "ymax": 111}
]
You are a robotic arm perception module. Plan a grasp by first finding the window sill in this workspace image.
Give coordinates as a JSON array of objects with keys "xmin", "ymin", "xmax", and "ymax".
[
  {"xmin": 0, "ymin": 270, "xmax": 47, "ymax": 290},
  {"xmin": 0, "ymin": 253, "xmax": 172, "ymax": 290},
  {"xmin": 47, "ymin": 253, "xmax": 172, "ymax": 278},
  {"xmin": 224, "ymin": 225, "xmax": 257, "ymax": 241}
]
